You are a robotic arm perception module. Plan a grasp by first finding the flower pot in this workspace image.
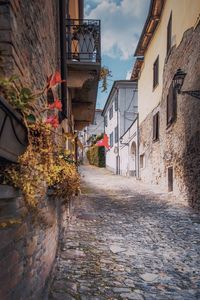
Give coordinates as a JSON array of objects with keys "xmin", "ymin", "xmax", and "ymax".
[{"xmin": 0, "ymin": 96, "xmax": 28, "ymax": 163}]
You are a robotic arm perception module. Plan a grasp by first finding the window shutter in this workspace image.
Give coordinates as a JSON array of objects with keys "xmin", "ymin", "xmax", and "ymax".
[
  {"xmin": 115, "ymin": 126, "xmax": 118, "ymax": 143},
  {"xmin": 115, "ymin": 97, "xmax": 118, "ymax": 111},
  {"xmin": 153, "ymin": 112, "xmax": 159, "ymax": 141},
  {"xmin": 110, "ymin": 132, "xmax": 113, "ymax": 147},
  {"xmin": 156, "ymin": 112, "xmax": 159, "ymax": 139},
  {"xmin": 167, "ymin": 83, "xmax": 174, "ymax": 125},
  {"xmin": 153, "ymin": 56, "xmax": 159, "ymax": 88},
  {"xmin": 168, "ymin": 167, "xmax": 173, "ymax": 192},
  {"xmin": 109, "ymin": 105, "xmax": 113, "ymax": 120},
  {"xmin": 153, "ymin": 114, "xmax": 156, "ymax": 140},
  {"xmin": 104, "ymin": 115, "xmax": 107, "ymax": 127},
  {"xmin": 167, "ymin": 13, "xmax": 172, "ymax": 56}
]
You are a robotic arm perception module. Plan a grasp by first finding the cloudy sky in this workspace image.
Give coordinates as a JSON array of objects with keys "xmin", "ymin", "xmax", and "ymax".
[{"xmin": 85, "ymin": 0, "xmax": 150, "ymax": 108}]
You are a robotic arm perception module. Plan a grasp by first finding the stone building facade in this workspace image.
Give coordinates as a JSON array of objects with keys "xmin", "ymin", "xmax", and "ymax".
[
  {"xmin": 0, "ymin": 0, "xmax": 59, "ymax": 88},
  {"xmin": 131, "ymin": 0, "xmax": 200, "ymax": 209},
  {"xmin": 0, "ymin": 0, "xmax": 100, "ymax": 298},
  {"xmin": 0, "ymin": 186, "xmax": 70, "ymax": 299},
  {"xmin": 0, "ymin": 1, "xmax": 63, "ymax": 299}
]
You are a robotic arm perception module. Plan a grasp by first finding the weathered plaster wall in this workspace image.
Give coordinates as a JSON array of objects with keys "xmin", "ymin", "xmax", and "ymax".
[
  {"xmin": 138, "ymin": 0, "xmax": 200, "ymax": 123},
  {"xmin": 139, "ymin": 24, "xmax": 200, "ymax": 209}
]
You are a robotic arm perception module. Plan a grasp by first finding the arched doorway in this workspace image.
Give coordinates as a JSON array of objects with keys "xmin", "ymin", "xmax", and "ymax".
[{"xmin": 129, "ymin": 141, "xmax": 136, "ymax": 176}]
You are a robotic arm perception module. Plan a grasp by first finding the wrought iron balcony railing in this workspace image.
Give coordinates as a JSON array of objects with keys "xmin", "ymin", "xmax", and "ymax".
[{"xmin": 66, "ymin": 19, "xmax": 101, "ymax": 64}]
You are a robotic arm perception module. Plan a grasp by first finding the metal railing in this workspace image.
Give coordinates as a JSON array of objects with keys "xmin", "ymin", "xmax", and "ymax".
[{"xmin": 66, "ymin": 19, "xmax": 101, "ymax": 63}]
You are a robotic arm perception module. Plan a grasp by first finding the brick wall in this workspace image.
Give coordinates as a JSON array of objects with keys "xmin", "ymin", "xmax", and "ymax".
[
  {"xmin": 139, "ymin": 24, "xmax": 200, "ymax": 209},
  {"xmin": 0, "ymin": 186, "xmax": 70, "ymax": 299},
  {"xmin": 0, "ymin": 0, "xmax": 60, "ymax": 88},
  {"xmin": 0, "ymin": 1, "xmax": 67, "ymax": 298}
]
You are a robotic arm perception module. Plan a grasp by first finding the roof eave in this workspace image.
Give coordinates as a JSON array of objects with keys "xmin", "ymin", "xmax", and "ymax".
[{"xmin": 134, "ymin": 0, "xmax": 166, "ymax": 57}]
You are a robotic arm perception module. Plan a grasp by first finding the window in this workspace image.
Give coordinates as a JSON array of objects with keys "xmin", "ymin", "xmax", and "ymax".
[
  {"xmin": 114, "ymin": 96, "xmax": 118, "ymax": 111},
  {"xmin": 140, "ymin": 154, "xmax": 145, "ymax": 169},
  {"xmin": 109, "ymin": 105, "xmax": 113, "ymax": 120},
  {"xmin": 104, "ymin": 115, "xmax": 108, "ymax": 127},
  {"xmin": 153, "ymin": 112, "xmax": 159, "ymax": 141},
  {"xmin": 110, "ymin": 132, "xmax": 113, "ymax": 148},
  {"xmin": 168, "ymin": 167, "xmax": 173, "ymax": 192},
  {"xmin": 167, "ymin": 83, "xmax": 177, "ymax": 127},
  {"xmin": 167, "ymin": 13, "xmax": 172, "ymax": 56},
  {"xmin": 114, "ymin": 126, "xmax": 118, "ymax": 143},
  {"xmin": 153, "ymin": 56, "xmax": 159, "ymax": 88}
]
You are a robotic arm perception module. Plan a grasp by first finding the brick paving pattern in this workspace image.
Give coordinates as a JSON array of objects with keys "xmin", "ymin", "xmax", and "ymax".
[{"xmin": 49, "ymin": 166, "xmax": 200, "ymax": 300}]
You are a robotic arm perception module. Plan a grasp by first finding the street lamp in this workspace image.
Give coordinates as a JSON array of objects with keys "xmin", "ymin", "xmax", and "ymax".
[{"xmin": 173, "ymin": 68, "xmax": 200, "ymax": 100}]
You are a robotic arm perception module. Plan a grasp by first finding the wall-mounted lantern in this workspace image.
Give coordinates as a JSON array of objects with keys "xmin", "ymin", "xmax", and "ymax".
[
  {"xmin": 173, "ymin": 69, "xmax": 200, "ymax": 100},
  {"xmin": 119, "ymin": 137, "xmax": 129, "ymax": 146}
]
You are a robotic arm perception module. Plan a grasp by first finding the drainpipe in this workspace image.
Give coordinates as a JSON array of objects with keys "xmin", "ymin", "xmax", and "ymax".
[
  {"xmin": 117, "ymin": 88, "xmax": 120, "ymax": 175},
  {"xmin": 59, "ymin": 0, "xmax": 67, "ymax": 119},
  {"xmin": 136, "ymin": 112, "xmax": 140, "ymax": 179},
  {"xmin": 74, "ymin": 135, "xmax": 78, "ymax": 167}
]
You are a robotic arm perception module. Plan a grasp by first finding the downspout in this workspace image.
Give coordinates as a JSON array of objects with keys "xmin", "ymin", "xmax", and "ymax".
[
  {"xmin": 136, "ymin": 112, "xmax": 140, "ymax": 179},
  {"xmin": 78, "ymin": 0, "xmax": 84, "ymax": 19},
  {"xmin": 117, "ymin": 88, "xmax": 120, "ymax": 175},
  {"xmin": 74, "ymin": 135, "xmax": 78, "ymax": 167},
  {"xmin": 59, "ymin": 0, "xmax": 67, "ymax": 119}
]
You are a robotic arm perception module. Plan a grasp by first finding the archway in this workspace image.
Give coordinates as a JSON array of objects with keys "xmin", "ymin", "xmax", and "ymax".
[{"xmin": 129, "ymin": 141, "xmax": 136, "ymax": 176}]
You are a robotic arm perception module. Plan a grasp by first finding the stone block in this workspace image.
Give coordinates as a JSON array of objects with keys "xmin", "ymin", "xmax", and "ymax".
[{"xmin": 0, "ymin": 185, "xmax": 20, "ymax": 199}]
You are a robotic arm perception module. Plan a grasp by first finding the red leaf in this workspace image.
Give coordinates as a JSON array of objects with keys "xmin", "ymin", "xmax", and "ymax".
[
  {"xmin": 48, "ymin": 99, "xmax": 62, "ymax": 111},
  {"xmin": 47, "ymin": 71, "xmax": 65, "ymax": 89}
]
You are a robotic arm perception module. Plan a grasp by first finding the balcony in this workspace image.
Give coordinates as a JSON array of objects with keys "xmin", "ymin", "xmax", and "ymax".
[
  {"xmin": 66, "ymin": 19, "xmax": 101, "ymax": 130},
  {"xmin": 66, "ymin": 19, "xmax": 101, "ymax": 64}
]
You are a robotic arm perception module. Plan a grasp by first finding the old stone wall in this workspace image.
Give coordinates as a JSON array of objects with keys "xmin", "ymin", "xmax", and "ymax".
[
  {"xmin": 0, "ymin": 186, "xmax": 70, "ymax": 299},
  {"xmin": 0, "ymin": 0, "xmax": 59, "ymax": 89},
  {"xmin": 139, "ymin": 23, "xmax": 200, "ymax": 209},
  {"xmin": 0, "ymin": 1, "xmax": 67, "ymax": 298}
]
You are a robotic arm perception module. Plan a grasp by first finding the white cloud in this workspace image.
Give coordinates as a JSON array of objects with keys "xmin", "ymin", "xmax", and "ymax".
[{"xmin": 85, "ymin": 0, "xmax": 150, "ymax": 60}]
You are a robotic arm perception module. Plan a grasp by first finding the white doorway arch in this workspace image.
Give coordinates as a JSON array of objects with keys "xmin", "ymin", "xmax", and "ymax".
[{"xmin": 129, "ymin": 141, "xmax": 136, "ymax": 176}]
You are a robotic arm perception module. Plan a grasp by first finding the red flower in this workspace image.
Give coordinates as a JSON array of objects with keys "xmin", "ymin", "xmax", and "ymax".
[
  {"xmin": 47, "ymin": 71, "xmax": 65, "ymax": 88},
  {"xmin": 45, "ymin": 115, "xmax": 59, "ymax": 128},
  {"xmin": 49, "ymin": 99, "xmax": 62, "ymax": 111}
]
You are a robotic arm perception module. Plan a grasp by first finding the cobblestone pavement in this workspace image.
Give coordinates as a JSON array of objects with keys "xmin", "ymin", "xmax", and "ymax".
[{"xmin": 49, "ymin": 166, "xmax": 200, "ymax": 300}]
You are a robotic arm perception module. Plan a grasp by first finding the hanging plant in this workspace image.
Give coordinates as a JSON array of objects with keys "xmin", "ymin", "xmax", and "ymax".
[
  {"xmin": 0, "ymin": 71, "xmax": 80, "ymax": 210},
  {"xmin": 99, "ymin": 66, "xmax": 112, "ymax": 92}
]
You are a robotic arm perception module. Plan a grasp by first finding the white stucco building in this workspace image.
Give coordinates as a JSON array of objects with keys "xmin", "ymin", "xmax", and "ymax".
[
  {"xmin": 119, "ymin": 119, "xmax": 139, "ymax": 178},
  {"xmin": 78, "ymin": 109, "xmax": 104, "ymax": 162},
  {"xmin": 130, "ymin": 0, "xmax": 200, "ymax": 208},
  {"xmin": 102, "ymin": 80, "xmax": 138, "ymax": 175}
]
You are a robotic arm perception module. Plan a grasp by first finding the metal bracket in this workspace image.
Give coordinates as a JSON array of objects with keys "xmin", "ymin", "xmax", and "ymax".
[{"xmin": 181, "ymin": 90, "xmax": 200, "ymax": 100}]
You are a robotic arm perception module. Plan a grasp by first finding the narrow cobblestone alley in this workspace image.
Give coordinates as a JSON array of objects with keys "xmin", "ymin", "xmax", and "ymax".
[{"xmin": 48, "ymin": 166, "xmax": 200, "ymax": 300}]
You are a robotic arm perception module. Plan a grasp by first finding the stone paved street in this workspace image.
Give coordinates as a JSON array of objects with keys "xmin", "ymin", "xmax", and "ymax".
[{"xmin": 49, "ymin": 166, "xmax": 200, "ymax": 300}]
